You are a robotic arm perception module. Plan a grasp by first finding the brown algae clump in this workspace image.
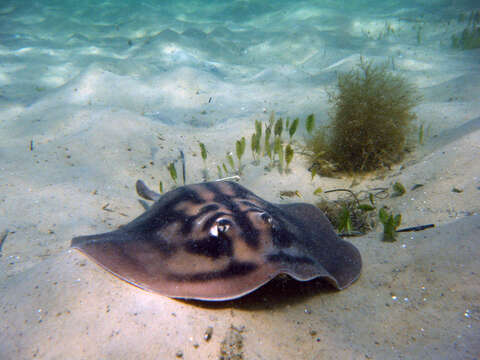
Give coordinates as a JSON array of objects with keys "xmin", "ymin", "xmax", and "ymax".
[{"xmin": 308, "ymin": 58, "xmax": 421, "ymax": 174}]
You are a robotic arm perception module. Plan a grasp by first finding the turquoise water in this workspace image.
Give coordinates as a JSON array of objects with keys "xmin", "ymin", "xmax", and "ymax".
[{"xmin": 1, "ymin": 0, "xmax": 477, "ymax": 122}]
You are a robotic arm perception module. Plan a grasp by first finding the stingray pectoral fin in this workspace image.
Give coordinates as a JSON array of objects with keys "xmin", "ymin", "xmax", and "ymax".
[
  {"xmin": 267, "ymin": 242, "xmax": 361, "ymax": 290},
  {"xmin": 319, "ymin": 238, "xmax": 362, "ymax": 289},
  {"xmin": 71, "ymin": 229, "xmax": 183, "ymax": 295},
  {"xmin": 161, "ymin": 262, "xmax": 281, "ymax": 301},
  {"xmin": 71, "ymin": 230, "xmax": 278, "ymax": 301},
  {"xmin": 277, "ymin": 203, "xmax": 362, "ymax": 290},
  {"xmin": 71, "ymin": 230, "xmax": 157, "ymax": 289}
]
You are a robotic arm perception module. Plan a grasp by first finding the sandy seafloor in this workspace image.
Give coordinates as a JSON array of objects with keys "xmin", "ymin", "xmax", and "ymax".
[{"xmin": 1, "ymin": 0, "xmax": 479, "ymax": 359}]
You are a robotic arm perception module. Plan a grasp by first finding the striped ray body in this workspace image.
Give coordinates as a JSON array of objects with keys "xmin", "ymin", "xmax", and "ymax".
[{"xmin": 72, "ymin": 181, "xmax": 361, "ymax": 301}]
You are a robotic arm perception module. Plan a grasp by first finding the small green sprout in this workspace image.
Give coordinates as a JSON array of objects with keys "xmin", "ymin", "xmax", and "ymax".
[
  {"xmin": 313, "ymin": 187, "xmax": 323, "ymax": 196},
  {"xmin": 254, "ymin": 133, "xmax": 262, "ymax": 160},
  {"xmin": 392, "ymin": 182, "xmax": 406, "ymax": 197},
  {"xmin": 274, "ymin": 117, "xmax": 283, "ymax": 138},
  {"xmin": 265, "ymin": 130, "xmax": 272, "ymax": 165},
  {"xmin": 305, "ymin": 113, "xmax": 315, "ymax": 135},
  {"xmin": 167, "ymin": 162, "xmax": 177, "ymax": 184},
  {"xmin": 199, "ymin": 142, "xmax": 207, "ymax": 162},
  {"xmin": 264, "ymin": 125, "xmax": 271, "ymax": 155},
  {"xmin": 285, "ymin": 144, "xmax": 294, "ymax": 171},
  {"xmin": 338, "ymin": 206, "xmax": 353, "ymax": 234},
  {"xmin": 274, "ymin": 137, "xmax": 283, "ymax": 173},
  {"xmin": 251, "ymin": 131, "xmax": 261, "ymax": 164},
  {"xmin": 289, "ymin": 117, "xmax": 299, "ymax": 140},
  {"xmin": 268, "ymin": 111, "xmax": 275, "ymax": 128},
  {"xmin": 217, "ymin": 165, "xmax": 222, "ymax": 178},
  {"xmin": 199, "ymin": 142, "xmax": 208, "ymax": 181},
  {"xmin": 159, "ymin": 181, "xmax": 163, "ymax": 194},
  {"xmin": 222, "ymin": 163, "xmax": 229, "ymax": 174},
  {"xmin": 251, "ymin": 133, "xmax": 257, "ymax": 162},
  {"xmin": 255, "ymin": 119, "xmax": 262, "ymax": 139},
  {"xmin": 310, "ymin": 166, "xmax": 317, "ymax": 181},
  {"xmin": 273, "ymin": 136, "xmax": 281, "ymax": 155},
  {"xmin": 226, "ymin": 153, "xmax": 235, "ymax": 171},
  {"xmin": 236, "ymin": 137, "xmax": 246, "ymax": 162},
  {"xmin": 254, "ymin": 120, "xmax": 262, "ymax": 161},
  {"xmin": 379, "ymin": 207, "xmax": 402, "ymax": 242}
]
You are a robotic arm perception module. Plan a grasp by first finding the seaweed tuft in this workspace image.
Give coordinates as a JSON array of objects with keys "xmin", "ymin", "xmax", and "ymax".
[{"xmin": 307, "ymin": 58, "xmax": 420, "ymax": 174}]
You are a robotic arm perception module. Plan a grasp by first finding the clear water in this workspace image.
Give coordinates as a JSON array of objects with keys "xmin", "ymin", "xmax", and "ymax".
[
  {"xmin": 1, "ymin": 0, "xmax": 477, "ymax": 124},
  {"xmin": 1, "ymin": 1, "xmax": 479, "ymax": 359}
]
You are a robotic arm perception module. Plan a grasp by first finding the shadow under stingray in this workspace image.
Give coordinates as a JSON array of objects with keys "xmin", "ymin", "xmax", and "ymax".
[{"xmin": 179, "ymin": 275, "xmax": 338, "ymax": 311}]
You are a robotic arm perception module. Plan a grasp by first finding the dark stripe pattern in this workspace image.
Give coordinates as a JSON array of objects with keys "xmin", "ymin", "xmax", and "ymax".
[{"xmin": 129, "ymin": 181, "xmax": 296, "ymax": 282}]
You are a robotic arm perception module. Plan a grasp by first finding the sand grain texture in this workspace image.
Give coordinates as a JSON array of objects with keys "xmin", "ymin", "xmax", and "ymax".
[{"xmin": 1, "ymin": 1, "xmax": 479, "ymax": 358}]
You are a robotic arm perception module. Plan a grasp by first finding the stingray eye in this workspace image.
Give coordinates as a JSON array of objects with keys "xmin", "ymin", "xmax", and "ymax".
[
  {"xmin": 210, "ymin": 218, "xmax": 231, "ymax": 237},
  {"xmin": 260, "ymin": 212, "xmax": 273, "ymax": 226}
]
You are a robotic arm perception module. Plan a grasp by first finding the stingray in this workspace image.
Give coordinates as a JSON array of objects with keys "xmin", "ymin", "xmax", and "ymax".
[{"xmin": 71, "ymin": 180, "xmax": 362, "ymax": 301}]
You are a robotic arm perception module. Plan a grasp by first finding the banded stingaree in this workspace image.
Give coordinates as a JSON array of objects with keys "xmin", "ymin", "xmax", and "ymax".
[{"xmin": 72, "ymin": 180, "xmax": 361, "ymax": 300}]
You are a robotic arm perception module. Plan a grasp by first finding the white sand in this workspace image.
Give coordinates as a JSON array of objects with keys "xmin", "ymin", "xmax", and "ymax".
[{"xmin": 1, "ymin": 1, "xmax": 479, "ymax": 359}]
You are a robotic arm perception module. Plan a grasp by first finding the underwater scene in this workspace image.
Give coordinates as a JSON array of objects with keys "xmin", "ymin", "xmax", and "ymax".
[{"xmin": 0, "ymin": 0, "xmax": 479, "ymax": 358}]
